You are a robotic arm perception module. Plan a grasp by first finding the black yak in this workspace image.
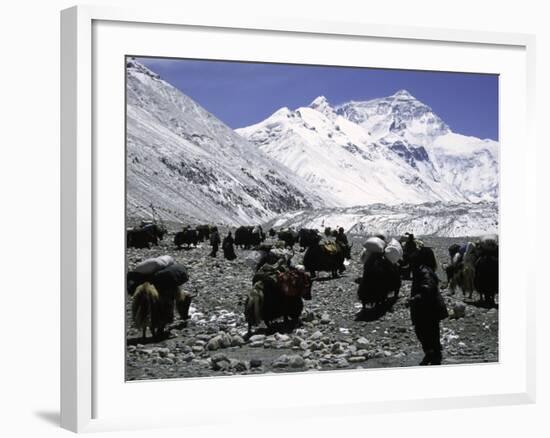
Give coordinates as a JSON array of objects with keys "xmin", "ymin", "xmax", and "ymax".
[
  {"xmin": 298, "ymin": 228, "xmax": 320, "ymax": 250},
  {"xmin": 302, "ymin": 236, "xmax": 351, "ymax": 278},
  {"xmin": 235, "ymin": 226, "xmax": 265, "ymax": 249},
  {"xmin": 127, "ymin": 223, "xmax": 166, "ymax": 249},
  {"xmin": 244, "ymin": 266, "xmax": 312, "ymax": 335},
  {"xmin": 277, "ymin": 229, "xmax": 298, "ymax": 248},
  {"xmin": 474, "ymin": 254, "xmax": 498, "ymax": 306},
  {"xmin": 474, "ymin": 239, "xmax": 498, "ymax": 305},
  {"xmin": 357, "ymin": 253, "xmax": 401, "ymax": 309},
  {"xmin": 174, "ymin": 228, "xmax": 199, "ymax": 248}
]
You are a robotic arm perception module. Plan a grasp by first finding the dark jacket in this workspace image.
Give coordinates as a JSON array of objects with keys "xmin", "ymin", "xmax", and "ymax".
[{"xmin": 410, "ymin": 265, "xmax": 448, "ymax": 325}]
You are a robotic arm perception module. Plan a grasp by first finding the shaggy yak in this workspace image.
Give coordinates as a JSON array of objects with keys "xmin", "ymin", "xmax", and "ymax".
[
  {"xmin": 127, "ymin": 223, "xmax": 166, "ymax": 249},
  {"xmin": 474, "ymin": 253, "xmax": 498, "ymax": 305},
  {"xmin": 298, "ymin": 228, "xmax": 320, "ymax": 250},
  {"xmin": 474, "ymin": 239, "xmax": 498, "ymax": 305},
  {"xmin": 244, "ymin": 266, "xmax": 312, "ymax": 335},
  {"xmin": 357, "ymin": 252, "xmax": 401, "ymax": 309},
  {"xmin": 302, "ymin": 236, "xmax": 351, "ymax": 278},
  {"xmin": 277, "ymin": 229, "xmax": 298, "ymax": 248},
  {"xmin": 235, "ymin": 226, "xmax": 265, "ymax": 249},
  {"xmin": 131, "ymin": 264, "xmax": 193, "ymax": 339},
  {"xmin": 174, "ymin": 228, "xmax": 199, "ymax": 248}
]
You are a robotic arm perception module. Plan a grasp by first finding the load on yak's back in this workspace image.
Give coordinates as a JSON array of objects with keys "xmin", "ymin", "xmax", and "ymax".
[
  {"xmin": 127, "ymin": 255, "xmax": 195, "ymax": 340},
  {"xmin": 445, "ymin": 234, "xmax": 499, "ymax": 306},
  {"xmin": 357, "ymin": 235, "xmax": 402, "ymax": 310}
]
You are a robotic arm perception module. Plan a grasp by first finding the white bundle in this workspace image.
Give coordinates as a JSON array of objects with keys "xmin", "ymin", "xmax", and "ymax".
[
  {"xmin": 270, "ymin": 247, "xmax": 292, "ymax": 260},
  {"xmin": 244, "ymin": 250, "xmax": 265, "ymax": 269},
  {"xmin": 384, "ymin": 238, "xmax": 403, "ymax": 264},
  {"xmin": 363, "ymin": 236, "xmax": 385, "ymax": 253},
  {"xmin": 134, "ymin": 255, "xmax": 174, "ymax": 275}
]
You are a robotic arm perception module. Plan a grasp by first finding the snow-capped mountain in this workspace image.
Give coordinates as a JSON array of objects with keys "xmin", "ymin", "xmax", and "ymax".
[
  {"xmin": 237, "ymin": 90, "xmax": 498, "ymax": 206},
  {"xmin": 126, "ymin": 59, "xmax": 323, "ymax": 225},
  {"xmin": 266, "ymin": 201, "xmax": 498, "ymax": 238}
]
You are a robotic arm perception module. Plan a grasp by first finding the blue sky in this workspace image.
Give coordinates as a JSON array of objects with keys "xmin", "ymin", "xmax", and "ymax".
[{"xmin": 135, "ymin": 57, "xmax": 499, "ymax": 140}]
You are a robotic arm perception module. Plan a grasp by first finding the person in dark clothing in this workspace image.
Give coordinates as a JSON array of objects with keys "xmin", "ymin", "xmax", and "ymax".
[
  {"xmin": 400, "ymin": 233, "xmax": 418, "ymax": 280},
  {"xmin": 209, "ymin": 227, "xmax": 221, "ymax": 257},
  {"xmin": 222, "ymin": 232, "xmax": 237, "ymax": 260},
  {"xmin": 408, "ymin": 246, "xmax": 448, "ymax": 365},
  {"xmin": 335, "ymin": 227, "xmax": 348, "ymax": 246}
]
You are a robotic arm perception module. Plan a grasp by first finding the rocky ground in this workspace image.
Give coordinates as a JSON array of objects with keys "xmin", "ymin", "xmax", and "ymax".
[{"xmin": 125, "ymin": 229, "xmax": 498, "ymax": 381}]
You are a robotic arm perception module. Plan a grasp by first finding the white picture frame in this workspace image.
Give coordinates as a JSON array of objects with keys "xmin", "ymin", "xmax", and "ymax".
[{"xmin": 60, "ymin": 4, "xmax": 537, "ymax": 433}]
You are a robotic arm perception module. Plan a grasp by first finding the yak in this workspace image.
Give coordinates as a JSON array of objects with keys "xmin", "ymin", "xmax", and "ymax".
[
  {"xmin": 244, "ymin": 266, "xmax": 312, "ymax": 335},
  {"xmin": 357, "ymin": 252, "xmax": 401, "ymax": 309},
  {"xmin": 298, "ymin": 228, "xmax": 320, "ymax": 250},
  {"xmin": 174, "ymin": 228, "xmax": 199, "ymax": 248},
  {"xmin": 302, "ymin": 236, "xmax": 351, "ymax": 278},
  {"xmin": 474, "ymin": 239, "xmax": 498, "ymax": 305},
  {"xmin": 235, "ymin": 226, "xmax": 265, "ymax": 249},
  {"xmin": 474, "ymin": 253, "xmax": 498, "ymax": 306},
  {"xmin": 127, "ymin": 223, "xmax": 166, "ymax": 249},
  {"xmin": 277, "ymin": 229, "xmax": 299, "ymax": 248},
  {"xmin": 131, "ymin": 264, "xmax": 192, "ymax": 339}
]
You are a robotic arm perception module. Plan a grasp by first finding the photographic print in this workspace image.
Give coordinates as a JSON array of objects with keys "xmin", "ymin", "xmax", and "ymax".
[{"xmin": 125, "ymin": 57, "xmax": 499, "ymax": 381}]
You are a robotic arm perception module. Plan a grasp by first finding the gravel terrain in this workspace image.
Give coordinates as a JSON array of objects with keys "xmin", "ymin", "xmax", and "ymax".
[{"xmin": 125, "ymin": 229, "xmax": 498, "ymax": 381}]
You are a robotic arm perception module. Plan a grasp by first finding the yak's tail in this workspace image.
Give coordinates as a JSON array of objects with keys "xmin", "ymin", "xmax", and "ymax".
[
  {"xmin": 132, "ymin": 282, "xmax": 160, "ymax": 335},
  {"xmin": 245, "ymin": 282, "xmax": 264, "ymax": 326}
]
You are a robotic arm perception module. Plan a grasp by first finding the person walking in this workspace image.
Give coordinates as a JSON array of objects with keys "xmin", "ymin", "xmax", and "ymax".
[
  {"xmin": 209, "ymin": 227, "xmax": 220, "ymax": 257},
  {"xmin": 222, "ymin": 231, "xmax": 237, "ymax": 260},
  {"xmin": 408, "ymin": 247, "xmax": 448, "ymax": 365}
]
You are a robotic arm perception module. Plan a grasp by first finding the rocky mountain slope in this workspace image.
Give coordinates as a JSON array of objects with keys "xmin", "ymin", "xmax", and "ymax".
[{"xmin": 126, "ymin": 59, "xmax": 323, "ymax": 225}]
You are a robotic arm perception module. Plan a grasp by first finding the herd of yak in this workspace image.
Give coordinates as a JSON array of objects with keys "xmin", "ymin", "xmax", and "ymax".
[{"xmin": 126, "ymin": 221, "xmax": 499, "ymax": 341}]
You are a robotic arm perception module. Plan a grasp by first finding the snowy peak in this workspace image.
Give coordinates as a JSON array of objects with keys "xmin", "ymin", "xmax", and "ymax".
[
  {"xmin": 309, "ymin": 95, "xmax": 332, "ymax": 110},
  {"xmin": 239, "ymin": 90, "xmax": 498, "ymax": 208},
  {"xmin": 335, "ymin": 91, "xmax": 449, "ymax": 141},
  {"xmin": 391, "ymin": 89, "xmax": 415, "ymax": 99}
]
